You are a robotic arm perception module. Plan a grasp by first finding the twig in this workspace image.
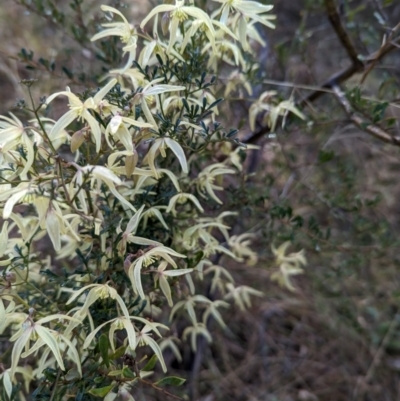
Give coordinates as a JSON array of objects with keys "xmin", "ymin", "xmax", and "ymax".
[
  {"xmin": 139, "ymin": 378, "xmax": 184, "ymax": 400},
  {"xmin": 324, "ymin": 0, "xmax": 363, "ymax": 68},
  {"xmin": 246, "ymin": 35, "xmax": 400, "ymax": 144},
  {"xmin": 332, "ymin": 84, "xmax": 400, "ymax": 146},
  {"xmin": 360, "ymin": 23, "xmax": 400, "ymax": 84},
  {"xmin": 352, "ymin": 312, "xmax": 399, "ymax": 400}
]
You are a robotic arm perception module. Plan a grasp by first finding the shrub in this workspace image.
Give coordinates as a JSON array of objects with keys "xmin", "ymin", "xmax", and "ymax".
[{"xmin": 0, "ymin": 1, "xmax": 304, "ymax": 399}]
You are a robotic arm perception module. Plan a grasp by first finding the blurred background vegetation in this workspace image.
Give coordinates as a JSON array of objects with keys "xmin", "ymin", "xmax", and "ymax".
[{"xmin": 1, "ymin": 0, "xmax": 400, "ymax": 400}]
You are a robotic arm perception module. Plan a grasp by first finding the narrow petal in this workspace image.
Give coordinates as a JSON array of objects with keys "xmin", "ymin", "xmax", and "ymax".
[
  {"xmin": 165, "ymin": 138, "xmax": 188, "ymax": 174},
  {"xmin": 10, "ymin": 328, "xmax": 32, "ymax": 379},
  {"xmin": 140, "ymin": 5, "xmax": 175, "ymax": 29},
  {"xmin": 3, "ymin": 189, "xmax": 29, "ymax": 219},
  {"xmin": 50, "ymin": 110, "xmax": 77, "ymax": 138},
  {"xmin": 159, "ymin": 275, "xmax": 173, "ymax": 307},
  {"xmin": 93, "ymin": 78, "xmax": 117, "ymax": 104}
]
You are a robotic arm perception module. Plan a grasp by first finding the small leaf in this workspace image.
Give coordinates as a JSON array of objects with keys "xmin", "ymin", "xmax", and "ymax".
[
  {"xmin": 155, "ymin": 376, "xmax": 186, "ymax": 387},
  {"xmin": 142, "ymin": 354, "xmax": 158, "ymax": 371},
  {"xmin": 109, "ymin": 345, "xmax": 127, "ymax": 360},
  {"xmin": 122, "ymin": 367, "xmax": 136, "ymax": 378},
  {"xmin": 62, "ymin": 66, "xmax": 74, "ymax": 79},
  {"xmin": 318, "ymin": 150, "xmax": 335, "ymax": 163},
  {"xmin": 99, "ymin": 333, "xmax": 110, "ymax": 367},
  {"xmin": 88, "ymin": 385, "xmax": 114, "ymax": 397},
  {"xmin": 107, "ymin": 370, "xmax": 123, "ymax": 377}
]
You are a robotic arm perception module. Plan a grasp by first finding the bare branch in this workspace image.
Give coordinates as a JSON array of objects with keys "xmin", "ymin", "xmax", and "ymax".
[
  {"xmin": 246, "ymin": 36, "xmax": 400, "ymax": 144},
  {"xmin": 324, "ymin": 0, "xmax": 363, "ymax": 68},
  {"xmin": 332, "ymin": 84, "xmax": 400, "ymax": 146}
]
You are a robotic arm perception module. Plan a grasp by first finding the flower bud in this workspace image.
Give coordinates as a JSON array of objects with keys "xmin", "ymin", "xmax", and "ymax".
[
  {"xmin": 46, "ymin": 207, "xmax": 61, "ymax": 251},
  {"xmin": 125, "ymin": 149, "xmax": 138, "ymax": 178},
  {"xmin": 161, "ymin": 12, "xmax": 170, "ymax": 36},
  {"xmin": 70, "ymin": 130, "xmax": 86, "ymax": 152}
]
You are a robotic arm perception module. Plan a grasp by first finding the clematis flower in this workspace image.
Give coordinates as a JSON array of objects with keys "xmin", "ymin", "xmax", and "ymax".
[
  {"xmin": 66, "ymin": 283, "xmax": 131, "ymax": 319},
  {"xmin": 0, "ymin": 113, "xmax": 36, "ymax": 178},
  {"xmin": 9, "ymin": 310, "xmax": 82, "ymax": 380},
  {"xmin": 195, "ymin": 163, "xmax": 235, "ymax": 204},
  {"xmin": 204, "ymin": 264, "xmax": 234, "ymax": 294},
  {"xmin": 0, "ymin": 366, "xmax": 33, "ymax": 401},
  {"xmin": 213, "ymin": 0, "xmax": 275, "ymax": 28},
  {"xmin": 224, "ymin": 283, "xmax": 263, "ymax": 311},
  {"xmin": 105, "ymin": 113, "xmax": 153, "ymax": 152},
  {"xmin": 154, "ymin": 261, "xmax": 193, "ymax": 306},
  {"xmin": 170, "ymin": 294, "xmax": 211, "ymax": 325},
  {"xmin": 141, "ymin": 206, "xmax": 169, "ymax": 230},
  {"xmin": 136, "ymin": 322, "xmax": 169, "ymax": 372},
  {"xmin": 270, "ymin": 242, "xmax": 306, "ymax": 291},
  {"xmin": 140, "ymin": 0, "xmax": 215, "ymax": 54},
  {"xmin": 249, "ymin": 91, "xmax": 305, "ymax": 131},
  {"xmin": 0, "ymin": 182, "xmax": 37, "ymax": 219},
  {"xmin": 116, "ymin": 205, "xmax": 162, "ymax": 255},
  {"xmin": 81, "ymin": 165, "xmax": 136, "ymax": 212},
  {"xmin": 132, "ymin": 79, "xmax": 185, "ymax": 129},
  {"xmin": 183, "ymin": 323, "xmax": 212, "ymax": 351},
  {"xmin": 228, "ymin": 233, "xmax": 258, "ymax": 265},
  {"xmin": 166, "ymin": 193, "xmax": 204, "ymax": 216},
  {"xmin": 83, "ymin": 314, "xmax": 161, "ymax": 353},
  {"xmin": 46, "ymin": 79, "xmax": 117, "ymax": 153},
  {"xmin": 126, "ymin": 245, "xmax": 186, "ymax": 300},
  {"xmin": 144, "ymin": 136, "xmax": 188, "ymax": 178},
  {"xmin": 91, "ymin": 6, "xmax": 138, "ymax": 71},
  {"xmin": 202, "ymin": 300, "xmax": 229, "ymax": 329}
]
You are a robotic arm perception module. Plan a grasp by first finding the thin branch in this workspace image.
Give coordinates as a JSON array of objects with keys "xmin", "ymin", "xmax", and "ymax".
[
  {"xmin": 332, "ymin": 84, "xmax": 400, "ymax": 146},
  {"xmin": 246, "ymin": 36, "xmax": 400, "ymax": 144},
  {"xmin": 305, "ymin": 36, "xmax": 400, "ymax": 104},
  {"xmin": 324, "ymin": 0, "xmax": 363, "ymax": 68},
  {"xmin": 353, "ymin": 312, "xmax": 399, "ymax": 400},
  {"xmin": 139, "ymin": 378, "xmax": 184, "ymax": 401}
]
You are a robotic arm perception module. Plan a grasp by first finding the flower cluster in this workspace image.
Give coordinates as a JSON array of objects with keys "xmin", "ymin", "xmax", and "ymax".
[{"xmin": 0, "ymin": 1, "xmax": 304, "ymax": 399}]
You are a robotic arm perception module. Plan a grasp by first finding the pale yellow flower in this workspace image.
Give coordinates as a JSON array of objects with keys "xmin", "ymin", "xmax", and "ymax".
[
  {"xmin": 136, "ymin": 322, "xmax": 169, "ymax": 372},
  {"xmin": 166, "ymin": 193, "xmax": 204, "ymax": 216},
  {"xmin": 140, "ymin": 0, "xmax": 215, "ymax": 54},
  {"xmin": 224, "ymin": 283, "xmax": 263, "ymax": 311},
  {"xmin": 144, "ymin": 137, "xmax": 188, "ymax": 178},
  {"xmin": 116, "ymin": 205, "xmax": 162, "ymax": 255},
  {"xmin": 126, "ymin": 245, "xmax": 186, "ymax": 299},
  {"xmin": 132, "ymin": 79, "xmax": 185, "ymax": 129},
  {"xmin": 170, "ymin": 294, "xmax": 211, "ymax": 325},
  {"xmin": 46, "ymin": 79, "xmax": 117, "ymax": 153},
  {"xmin": 213, "ymin": 0, "xmax": 275, "ymax": 28},
  {"xmin": 9, "ymin": 311, "xmax": 81, "ymax": 380},
  {"xmin": 228, "ymin": 233, "xmax": 258, "ymax": 265},
  {"xmin": 204, "ymin": 264, "xmax": 234, "ymax": 294},
  {"xmin": 202, "ymin": 300, "xmax": 229, "ymax": 329},
  {"xmin": 195, "ymin": 163, "xmax": 235, "ymax": 204},
  {"xmin": 270, "ymin": 242, "xmax": 306, "ymax": 291},
  {"xmin": 154, "ymin": 260, "xmax": 193, "ymax": 306},
  {"xmin": 249, "ymin": 91, "xmax": 306, "ymax": 132},
  {"xmin": 105, "ymin": 113, "xmax": 153, "ymax": 152},
  {"xmin": 0, "ymin": 113, "xmax": 36, "ymax": 178},
  {"xmin": 66, "ymin": 283, "xmax": 130, "ymax": 319},
  {"xmin": 182, "ymin": 323, "xmax": 212, "ymax": 351},
  {"xmin": 91, "ymin": 6, "xmax": 138, "ymax": 71}
]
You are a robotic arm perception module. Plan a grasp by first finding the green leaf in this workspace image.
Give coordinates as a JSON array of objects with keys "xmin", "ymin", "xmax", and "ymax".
[
  {"xmin": 155, "ymin": 376, "xmax": 186, "ymax": 387},
  {"xmin": 142, "ymin": 354, "xmax": 158, "ymax": 371},
  {"xmin": 88, "ymin": 385, "xmax": 114, "ymax": 397},
  {"xmin": 109, "ymin": 345, "xmax": 127, "ymax": 360},
  {"xmin": 122, "ymin": 367, "xmax": 136, "ymax": 378},
  {"xmin": 318, "ymin": 150, "xmax": 335, "ymax": 163},
  {"xmin": 62, "ymin": 66, "xmax": 74, "ymax": 79},
  {"xmin": 99, "ymin": 333, "xmax": 110, "ymax": 367}
]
